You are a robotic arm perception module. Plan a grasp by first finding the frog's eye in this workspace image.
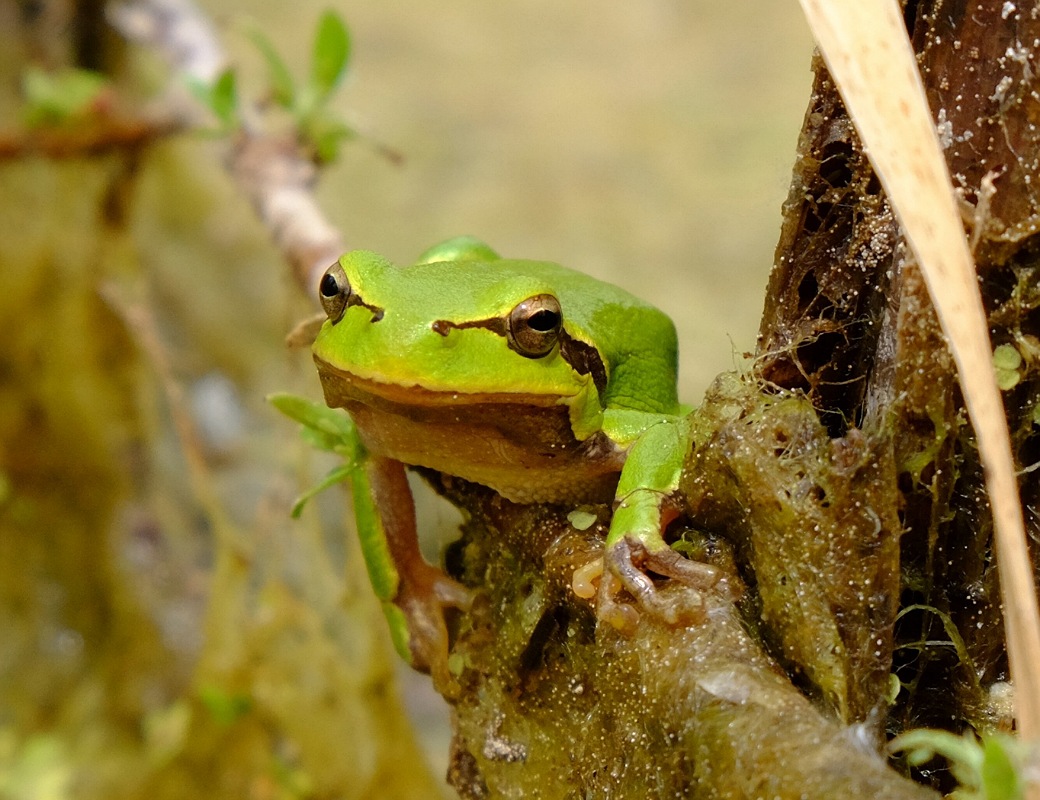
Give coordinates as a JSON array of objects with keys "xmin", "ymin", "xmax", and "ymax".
[
  {"xmin": 319, "ymin": 263, "xmax": 351, "ymax": 324},
  {"xmin": 507, "ymin": 294, "xmax": 562, "ymax": 358}
]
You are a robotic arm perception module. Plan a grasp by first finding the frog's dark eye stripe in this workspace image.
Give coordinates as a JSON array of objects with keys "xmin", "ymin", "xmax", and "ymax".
[
  {"xmin": 558, "ymin": 330, "xmax": 608, "ymax": 398},
  {"xmin": 318, "ymin": 262, "xmax": 384, "ymax": 324},
  {"xmin": 432, "ymin": 294, "xmax": 564, "ymax": 359}
]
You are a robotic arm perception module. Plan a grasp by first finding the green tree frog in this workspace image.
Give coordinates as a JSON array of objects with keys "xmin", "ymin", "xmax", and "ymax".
[{"xmin": 311, "ymin": 236, "xmax": 718, "ymax": 680}]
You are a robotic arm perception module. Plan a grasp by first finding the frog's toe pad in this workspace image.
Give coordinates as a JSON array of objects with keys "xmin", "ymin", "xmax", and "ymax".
[{"xmin": 433, "ymin": 573, "xmax": 474, "ymax": 611}]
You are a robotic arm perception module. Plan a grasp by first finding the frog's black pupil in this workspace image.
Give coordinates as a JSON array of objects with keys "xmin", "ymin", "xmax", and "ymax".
[
  {"xmin": 528, "ymin": 310, "xmax": 559, "ymax": 332},
  {"xmin": 320, "ymin": 273, "xmax": 339, "ymax": 297}
]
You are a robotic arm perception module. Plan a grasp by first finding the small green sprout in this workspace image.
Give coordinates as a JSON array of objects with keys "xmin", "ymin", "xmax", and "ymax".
[
  {"xmin": 247, "ymin": 10, "xmax": 357, "ymax": 162},
  {"xmin": 187, "ymin": 67, "xmax": 240, "ymax": 132},
  {"xmin": 21, "ymin": 67, "xmax": 109, "ymax": 126},
  {"xmin": 890, "ymin": 729, "xmax": 1030, "ymax": 800},
  {"xmin": 197, "ymin": 685, "xmax": 252, "ymax": 726},
  {"xmin": 567, "ymin": 509, "xmax": 598, "ymax": 531},
  {"xmin": 187, "ymin": 11, "xmax": 357, "ymax": 161},
  {"xmin": 268, "ymin": 392, "xmax": 362, "ymax": 517}
]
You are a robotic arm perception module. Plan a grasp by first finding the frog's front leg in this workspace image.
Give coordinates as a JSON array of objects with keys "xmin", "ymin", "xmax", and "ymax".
[
  {"xmin": 352, "ymin": 455, "xmax": 471, "ymax": 686},
  {"xmin": 597, "ymin": 417, "xmax": 723, "ymax": 631}
]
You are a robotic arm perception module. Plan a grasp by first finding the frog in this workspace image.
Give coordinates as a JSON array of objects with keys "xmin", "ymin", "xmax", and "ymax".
[{"xmin": 311, "ymin": 236, "xmax": 720, "ymax": 683}]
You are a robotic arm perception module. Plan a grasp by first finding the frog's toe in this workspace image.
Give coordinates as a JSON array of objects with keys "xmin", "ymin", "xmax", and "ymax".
[
  {"xmin": 597, "ymin": 536, "xmax": 724, "ymax": 630},
  {"xmin": 433, "ymin": 573, "xmax": 474, "ymax": 611},
  {"xmin": 630, "ymin": 539, "xmax": 722, "ymax": 591}
]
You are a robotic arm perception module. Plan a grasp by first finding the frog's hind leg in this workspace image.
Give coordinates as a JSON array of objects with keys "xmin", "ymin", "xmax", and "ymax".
[{"xmin": 356, "ymin": 456, "xmax": 471, "ymax": 689}]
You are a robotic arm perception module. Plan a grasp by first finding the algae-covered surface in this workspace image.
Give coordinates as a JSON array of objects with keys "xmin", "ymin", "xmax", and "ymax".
[
  {"xmin": 437, "ymin": 2, "xmax": 1040, "ymax": 796},
  {"xmin": 0, "ymin": 2, "xmax": 810, "ymax": 798},
  {"xmin": 436, "ymin": 377, "xmax": 937, "ymax": 798}
]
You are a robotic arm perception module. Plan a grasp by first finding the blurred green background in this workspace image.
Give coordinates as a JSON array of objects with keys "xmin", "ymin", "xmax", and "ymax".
[{"xmin": 0, "ymin": 1, "xmax": 811, "ymax": 797}]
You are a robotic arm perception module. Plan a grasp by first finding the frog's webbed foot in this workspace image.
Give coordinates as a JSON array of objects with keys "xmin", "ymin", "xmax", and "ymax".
[
  {"xmin": 394, "ymin": 558, "xmax": 472, "ymax": 690},
  {"xmin": 594, "ymin": 537, "xmax": 726, "ymax": 633}
]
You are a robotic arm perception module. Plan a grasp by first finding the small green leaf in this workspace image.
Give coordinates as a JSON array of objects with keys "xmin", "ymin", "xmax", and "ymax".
[
  {"xmin": 993, "ymin": 343, "xmax": 1023, "ymax": 371},
  {"xmin": 996, "ymin": 367, "xmax": 1021, "ymax": 391},
  {"xmin": 567, "ymin": 509, "xmax": 598, "ymax": 531},
  {"xmin": 247, "ymin": 27, "xmax": 296, "ymax": 108},
  {"xmin": 198, "ymin": 685, "xmax": 252, "ymax": 726},
  {"xmin": 310, "ymin": 10, "xmax": 351, "ymax": 99},
  {"xmin": 887, "ymin": 729, "xmax": 1030, "ymax": 799},
  {"xmin": 290, "ymin": 464, "xmax": 354, "ymax": 517},
  {"xmin": 889, "ymin": 728, "xmax": 981, "ymax": 772},
  {"xmin": 187, "ymin": 70, "xmax": 239, "ymax": 131},
  {"xmin": 209, "ymin": 68, "xmax": 239, "ymax": 127},
  {"xmin": 447, "ymin": 651, "xmax": 467, "ymax": 676},
  {"xmin": 980, "ymin": 736, "xmax": 1022, "ymax": 800},
  {"xmin": 298, "ymin": 423, "xmax": 343, "ymax": 454},
  {"xmin": 670, "ymin": 539, "xmax": 696, "ymax": 557},
  {"xmin": 185, "ymin": 75, "xmax": 212, "ymax": 108},
  {"xmin": 885, "ymin": 672, "xmax": 902, "ymax": 705},
  {"xmin": 268, "ymin": 393, "xmax": 354, "ymax": 440}
]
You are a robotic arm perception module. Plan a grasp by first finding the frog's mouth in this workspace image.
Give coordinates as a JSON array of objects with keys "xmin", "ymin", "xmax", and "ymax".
[{"xmin": 312, "ymin": 355, "xmax": 569, "ymax": 410}]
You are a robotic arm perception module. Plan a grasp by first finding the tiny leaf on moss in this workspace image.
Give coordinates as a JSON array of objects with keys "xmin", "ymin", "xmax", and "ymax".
[
  {"xmin": 993, "ymin": 343, "xmax": 1023, "ymax": 371},
  {"xmin": 198, "ymin": 685, "xmax": 252, "ymax": 726}
]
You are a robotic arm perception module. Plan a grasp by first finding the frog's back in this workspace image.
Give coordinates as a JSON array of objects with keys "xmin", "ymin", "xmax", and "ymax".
[{"xmin": 400, "ymin": 237, "xmax": 681, "ymax": 415}]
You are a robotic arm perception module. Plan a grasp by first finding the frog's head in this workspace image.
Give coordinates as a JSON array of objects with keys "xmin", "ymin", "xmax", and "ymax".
[
  {"xmin": 311, "ymin": 238, "xmax": 680, "ymax": 500},
  {"xmin": 311, "ymin": 238, "xmax": 623, "ymax": 440}
]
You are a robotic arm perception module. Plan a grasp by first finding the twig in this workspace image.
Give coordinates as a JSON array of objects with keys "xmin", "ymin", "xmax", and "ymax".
[
  {"xmin": 0, "ymin": 116, "xmax": 175, "ymax": 160},
  {"xmin": 109, "ymin": 0, "xmax": 345, "ymax": 295},
  {"xmin": 225, "ymin": 133, "xmax": 345, "ymax": 295}
]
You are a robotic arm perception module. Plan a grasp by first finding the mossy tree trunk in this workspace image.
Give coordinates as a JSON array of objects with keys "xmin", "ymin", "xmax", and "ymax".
[
  {"xmin": 444, "ymin": 1, "xmax": 1039, "ymax": 797},
  {"xmin": 757, "ymin": 0, "xmax": 1040, "ymax": 740}
]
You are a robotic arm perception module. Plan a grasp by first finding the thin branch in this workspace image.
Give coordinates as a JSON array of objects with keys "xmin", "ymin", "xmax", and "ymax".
[
  {"xmin": 109, "ymin": 0, "xmax": 345, "ymax": 295},
  {"xmin": 0, "ymin": 116, "xmax": 175, "ymax": 159}
]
